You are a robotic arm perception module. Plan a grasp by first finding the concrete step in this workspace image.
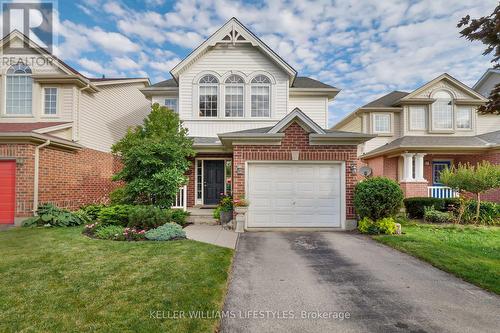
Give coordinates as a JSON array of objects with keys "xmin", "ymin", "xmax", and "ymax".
[{"xmin": 187, "ymin": 208, "xmax": 219, "ymax": 225}]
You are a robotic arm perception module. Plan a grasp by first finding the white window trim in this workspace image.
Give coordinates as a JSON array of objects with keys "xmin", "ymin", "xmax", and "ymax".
[
  {"xmin": 455, "ymin": 105, "xmax": 473, "ymax": 131},
  {"xmin": 371, "ymin": 112, "xmax": 392, "ymax": 135},
  {"xmin": 223, "ymin": 75, "xmax": 245, "ymax": 118},
  {"xmin": 164, "ymin": 97, "xmax": 178, "ymax": 113},
  {"xmin": 3, "ymin": 69, "xmax": 34, "ymax": 118},
  {"xmin": 42, "ymin": 87, "xmax": 59, "ymax": 117},
  {"xmin": 194, "ymin": 72, "xmax": 221, "ymax": 119},
  {"xmin": 408, "ymin": 105, "xmax": 426, "ymax": 131},
  {"xmin": 430, "ymin": 90, "xmax": 455, "ymax": 133}
]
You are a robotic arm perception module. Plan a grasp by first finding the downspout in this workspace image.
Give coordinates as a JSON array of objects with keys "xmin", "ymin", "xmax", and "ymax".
[{"xmin": 33, "ymin": 139, "xmax": 51, "ymax": 214}]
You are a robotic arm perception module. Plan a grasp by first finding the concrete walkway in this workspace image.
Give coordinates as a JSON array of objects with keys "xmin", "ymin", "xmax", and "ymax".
[
  {"xmin": 184, "ymin": 224, "xmax": 238, "ymax": 249},
  {"xmin": 221, "ymin": 231, "xmax": 500, "ymax": 333}
]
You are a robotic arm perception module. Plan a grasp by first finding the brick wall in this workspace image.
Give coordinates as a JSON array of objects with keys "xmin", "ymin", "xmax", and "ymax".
[
  {"xmin": 232, "ymin": 122, "xmax": 358, "ymax": 220},
  {"xmin": 399, "ymin": 181, "xmax": 428, "ymax": 198},
  {"xmin": 0, "ymin": 143, "xmax": 121, "ymax": 217}
]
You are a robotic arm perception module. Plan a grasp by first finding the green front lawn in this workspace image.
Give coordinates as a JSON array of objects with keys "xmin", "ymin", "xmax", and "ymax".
[
  {"xmin": 0, "ymin": 227, "xmax": 233, "ymax": 332},
  {"xmin": 374, "ymin": 223, "xmax": 500, "ymax": 294}
]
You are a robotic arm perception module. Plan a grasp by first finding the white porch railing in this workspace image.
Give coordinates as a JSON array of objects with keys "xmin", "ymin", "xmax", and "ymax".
[
  {"xmin": 428, "ymin": 186, "xmax": 459, "ymax": 199},
  {"xmin": 172, "ymin": 185, "xmax": 187, "ymax": 211}
]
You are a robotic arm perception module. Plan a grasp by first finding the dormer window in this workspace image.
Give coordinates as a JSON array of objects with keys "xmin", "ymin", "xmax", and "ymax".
[
  {"xmin": 431, "ymin": 91, "xmax": 453, "ymax": 130},
  {"xmin": 199, "ymin": 74, "xmax": 218, "ymax": 117},
  {"xmin": 6, "ymin": 63, "xmax": 32, "ymax": 115},
  {"xmin": 225, "ymin": 74, "xmax": 244, "ymax": 117},
  {"xmin": 251, "ymin": 74, "xmax": 271, "ymax": 117}
]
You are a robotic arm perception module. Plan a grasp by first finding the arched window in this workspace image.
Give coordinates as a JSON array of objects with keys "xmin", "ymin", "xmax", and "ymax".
[
  {"xmin": 199, "ymin": 74, "xmax": 218, "ymax": 117},
  {"xmin": 6, "ymin": 63, "xmax": 32, "ymax": 115},
  {"xmin": 250, "ymin": 74, "xmax": 271, "ymax": 117},
  {"xmin": 431, "ymin": 90, "xmax": 453, "ymax": 130},
  {"xmin": 225, "ymin": 74, "xmax": 244, "ymax": 117}
]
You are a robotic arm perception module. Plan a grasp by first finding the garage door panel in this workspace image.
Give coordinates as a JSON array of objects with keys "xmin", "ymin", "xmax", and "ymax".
[{"xmin": 248, "ymin": 163, "xmax": 342, "ymax": 228}]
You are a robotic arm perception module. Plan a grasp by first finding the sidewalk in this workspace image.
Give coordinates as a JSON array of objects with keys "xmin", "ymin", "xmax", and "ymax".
[{"xmin": 184, "ymin": 224, "xmax": 238, "ymax": 249}]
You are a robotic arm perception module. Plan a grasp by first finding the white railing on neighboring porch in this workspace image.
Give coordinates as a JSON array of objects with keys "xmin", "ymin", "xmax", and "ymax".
[
  {"xmin": 428, "ymin": 186, "xmax": 459, "ymax": 199},
  {"xmin": 172, "ymin": 185, "xmax": 187, "ymax": 211}
]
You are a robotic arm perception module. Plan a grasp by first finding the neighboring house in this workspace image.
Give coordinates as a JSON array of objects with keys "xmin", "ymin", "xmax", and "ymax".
[
  {"xmin": 473, "ymin": 68, "xmax": 500, "ymax": 97},
  {"xmin": 0, "ymin": 31, "xmax": 151, "ymax": 225},
  {"xmin": 333, "ymin": 72, "xmax": 500, "ymax": 202},
  {"xmin": 141, "ymin": 18, "xmax": 373, "ymax": 230}
]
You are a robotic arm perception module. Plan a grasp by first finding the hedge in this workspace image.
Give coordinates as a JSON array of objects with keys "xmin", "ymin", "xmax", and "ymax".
[{"xmin": 403, "ymin": 197, "xmax": 459, "ymax": 219}]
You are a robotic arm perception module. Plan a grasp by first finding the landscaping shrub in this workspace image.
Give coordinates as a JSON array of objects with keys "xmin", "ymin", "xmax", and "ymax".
[
  {"xmin": 424, "ymin": 206, "xmax": 455, "ymax": 224},
  {"xmin": 123, "ymin": 227, "xmax": 146, "ymax": 241},
  {"xmin": 145, "ymin": 223, "xmax": 186, "ymax": 241},
  {"xmin": 171, "ymin": 209, "xmax": 189, "ymax": 226},
  {"xmin": 461, "ymin": 201, "xmax": 500, "ymax": 225},
  {"xmin": 127, "ymin": 205, "xmax": 172, "ymax": 230},
  {"xmin": 22, "ymin": 204, "xmax": 89, "ymax": 227},
  {"xmin": 109, "ymin": 187, "xmax": 128, "ymax": 205},
  {"xmin": 358, "ymin": 217, "xmax": 397, "ymax": 235},
  {"xmin": 98, "ymin": 205, "xmax": 134, "ymax": 226},
  {"xmin": 94, "ymin": 225, "xmax": 125, "ymax": 240},
  {"xmin": 80, "ymin": 204, "xmax": 106, "ymax": 220},
  {"xmin": 404, "ymin": 197, "xmax": 459, "ymax": 219},
  {"xmin": 354, "ymin": 177, "xmax": 403, "ymax": 220}
]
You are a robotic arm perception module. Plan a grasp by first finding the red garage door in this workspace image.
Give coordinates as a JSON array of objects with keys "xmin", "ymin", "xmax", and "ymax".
[{"xmin": 0, "ymin": 161, "xmax": 16, "ymax": 224}]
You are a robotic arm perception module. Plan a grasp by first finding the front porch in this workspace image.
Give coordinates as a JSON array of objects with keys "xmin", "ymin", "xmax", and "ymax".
[{"xmin": 365, "ymin": 150, "xmax": 500, "ymax": 201}]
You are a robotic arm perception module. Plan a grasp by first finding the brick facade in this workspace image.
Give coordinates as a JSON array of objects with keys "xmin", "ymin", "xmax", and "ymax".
[
  {"xmin": 232, "ymin": 122, "xmax": 358, "ymax": 220},
  {"xmin": 0, "ymin": 143, "xmax": 121, "ymax": 220}
]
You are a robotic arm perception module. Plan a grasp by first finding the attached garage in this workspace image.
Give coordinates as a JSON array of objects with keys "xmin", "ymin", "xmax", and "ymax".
[
  {"xmin": 246, "ymin": 162, "xmax": 345, "ymax": 228},
  {"xmin": 0, "ymin": 160, "xmax": 16, "ymax": 224}
]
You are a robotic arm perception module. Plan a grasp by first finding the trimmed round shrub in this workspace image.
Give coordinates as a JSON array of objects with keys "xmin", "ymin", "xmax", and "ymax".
[
  {"xmin": 98, "ymin": 204, "xmax": 134, "ymax": 226},
  {"xmin": 354, "ymin": 177, "xmax": 403, "ymax": 220},
  {"xmin": 145, "ymin": 223, "xmax": 186, "ymax": 241}
]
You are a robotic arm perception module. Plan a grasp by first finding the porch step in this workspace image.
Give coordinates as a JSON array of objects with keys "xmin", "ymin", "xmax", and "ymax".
[{"xmin": 187, "ymin": 208, "xmax": 219, "ymax": 225}]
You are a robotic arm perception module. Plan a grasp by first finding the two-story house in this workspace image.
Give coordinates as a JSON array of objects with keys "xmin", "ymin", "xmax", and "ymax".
[
  {"xmin": 0, "ymin": 30, "xmax": 151, "ymax": 225},
  {"xmin": 333, "ymin": 72, "xmax": 500, "ymax": 202},
  {"xmin": 140, "ymin": 18, "xmax": 374, "ymax": 229}
]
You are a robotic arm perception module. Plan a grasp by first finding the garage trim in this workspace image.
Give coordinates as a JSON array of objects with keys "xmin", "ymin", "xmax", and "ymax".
[{"xmin": 244, "ymin": 161, "xmax": 346, "ymax": 230}]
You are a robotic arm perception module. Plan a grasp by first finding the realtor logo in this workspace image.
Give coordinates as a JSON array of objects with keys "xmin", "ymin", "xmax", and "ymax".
[{"xmin": 1, "ymin": 1, "xmax": 55, "ymax": 52}]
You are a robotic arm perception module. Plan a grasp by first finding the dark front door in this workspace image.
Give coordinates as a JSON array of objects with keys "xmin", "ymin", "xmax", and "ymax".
[{"xmin": 204, "ymin": 160, "xmax": 225, "ymax": 205}]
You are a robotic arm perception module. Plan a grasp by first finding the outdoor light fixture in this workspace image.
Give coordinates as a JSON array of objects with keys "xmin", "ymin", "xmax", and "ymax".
[
  {"xmin": 236, "ymin": 164, "xmax": 244, "ymax": 175},
  {"xmin": 350, "ymin": 162, "xmax": 357, "ymax": 174}
]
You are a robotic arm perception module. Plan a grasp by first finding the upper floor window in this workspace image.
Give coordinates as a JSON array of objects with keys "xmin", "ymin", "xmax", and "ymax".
[
  {"xmin": 225, "ymin": 74, "xmax": 244, "ymax": 117},
  {"xmin": 44, "ymin": 88, "xmax": 57, "ymax": 115},
  {"xmin": 373, "ymin": 113, "xmax": 391, "ymax": 133},
  {"xmin": 432, "ymin": 91, "xmax": 453, "ymax": 130},
  {"xmin": 456, "ymin": 106, "xmax": 472, "ymax": 129},
  {"xmin": 409, "ymin": 106, "xmax": 426, "ymax": 130},
  {"xmin": 199, "ymin": 74, "xmax": 218, "ymax": 117},
  {"xmin": 251, "ymin": 74, "xmax": 271, "ymax": 117},
  {"xmin": 164, "ymin": 98, "xmax": 178, "ymax": 113},
  {"xmin": 6, "ymin": 63, "xmax": 32, "ymax": 115}
]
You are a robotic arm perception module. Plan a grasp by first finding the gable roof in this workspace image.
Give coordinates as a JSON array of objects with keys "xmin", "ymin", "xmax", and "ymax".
[
  {"xmin": 169, "ymin": 18, "xmax": 297, "ymax": 84},
  {"xmin": 269, "ymin": 108, "xmax": 325, "ymax": 134},
  {"xmin": 362, "ymin": 91, "xmax": 409, "ymax": 108},
  {"xmin": 473, "ymin": 68, "xmax": 500, "ymax": 92},
  {"xmin": 292, "ymin": 77, "xmax": 337, "ymax": 89},
  {"xmin": 399, "ymin": 73, "xmax": 487, "ymax": 102}
]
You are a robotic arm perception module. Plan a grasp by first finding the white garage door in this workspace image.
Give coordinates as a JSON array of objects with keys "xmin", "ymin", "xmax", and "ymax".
[{"xmin": 247, "ymin": 163, "xmax": 343, "ymax": 228}]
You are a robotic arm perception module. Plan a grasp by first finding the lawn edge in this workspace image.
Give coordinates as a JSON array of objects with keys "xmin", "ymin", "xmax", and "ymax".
[{"xmin": 371, "ymin": 234, "xmax": 500, "ymax": 296}]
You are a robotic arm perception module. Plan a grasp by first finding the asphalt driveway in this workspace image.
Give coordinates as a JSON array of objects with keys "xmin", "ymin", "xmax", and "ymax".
[{"xmin": 221, "ymin": 232, "xmax": 500, "ymax": 333}]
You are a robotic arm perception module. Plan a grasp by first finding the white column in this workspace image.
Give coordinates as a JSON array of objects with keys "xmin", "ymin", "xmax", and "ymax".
[
  {"xmin": 414, "ymin": 153, "xmax": 426, "ymax": 181},
  {"xmin": 402, "ymin": 153, "xmax": 415, "ymax": 182}
]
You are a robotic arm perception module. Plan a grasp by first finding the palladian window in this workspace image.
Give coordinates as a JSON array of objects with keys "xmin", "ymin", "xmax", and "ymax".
[
  {"xmin": 250, "ymin": 74, "xmax": 271, "ymax": 117},
  {"xmin": 431, "ymin": 91, "xmax": 453, "ymax": 130},
  {"xmin": 6, "ymin": 63, "xmax": 32, "ymax": 115},
  {"xmin": 199, "ymin": 74, "xmax": 218, "ymax": 117},
  {"xmin": 225, "ymin": 74, "xmax": 244, "ymax": 117}
]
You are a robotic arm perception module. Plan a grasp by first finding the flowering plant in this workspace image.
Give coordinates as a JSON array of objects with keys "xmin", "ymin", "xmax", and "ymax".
[
  {"xmin": 233, "ymin": 196, "xmax": 249, "ymax": 207},
  {"xmin": 123, "ymin": 227, "xmax": 146, "ymax": 241}
]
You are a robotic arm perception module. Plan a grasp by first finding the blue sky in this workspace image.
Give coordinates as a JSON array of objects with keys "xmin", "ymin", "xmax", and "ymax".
[{"xmin": 8, "ymin": 0, "xmax": 499, "ymax": 126}]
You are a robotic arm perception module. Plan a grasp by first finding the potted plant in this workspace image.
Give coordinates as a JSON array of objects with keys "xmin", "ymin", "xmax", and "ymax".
[
  {"xmin": 216, "ymin": 194, "xmax": 233, "ymax": 225},
  {"xmin": 233, "ymin": 196, "xmax": 249, "ymax": 233}
]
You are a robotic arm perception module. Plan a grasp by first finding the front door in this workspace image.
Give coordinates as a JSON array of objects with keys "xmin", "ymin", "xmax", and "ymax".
[
  {"xmin": 203, "ymin": 160, "xmax": 225, "ymax": 205},
  {"xmin": 0, "ymin": 160, "xmax": 16, "ymax": 224},
  {"xmin": 432, "ymin": 161, "xmax": 451, "ymax": 185}
]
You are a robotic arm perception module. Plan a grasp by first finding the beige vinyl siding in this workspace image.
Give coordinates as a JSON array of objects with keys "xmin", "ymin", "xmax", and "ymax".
[
  {"xmin": 335, "ymin": 116, "xmax": 362, "ymax": 132},
  {"xmin": 178, "ymin": 44, "xmax": 289, "ymax": 136},
  {"xmin": 474, "ymin": 72, "xmax": 500, "ymax": 97},
  {"xmin": 288, "ymin": 95, "xmax": 328, "ymax": 128},
  {"xmin": 79, "ymin": 82, "xmax": 150, "ymax": 152},
  {"xmin": 362, "ymin": 136, "xmax": 393, "ymax": 154},
  {"xmin": 476, "ymin": 114, "xmax": 500, "ymax": 135}
]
